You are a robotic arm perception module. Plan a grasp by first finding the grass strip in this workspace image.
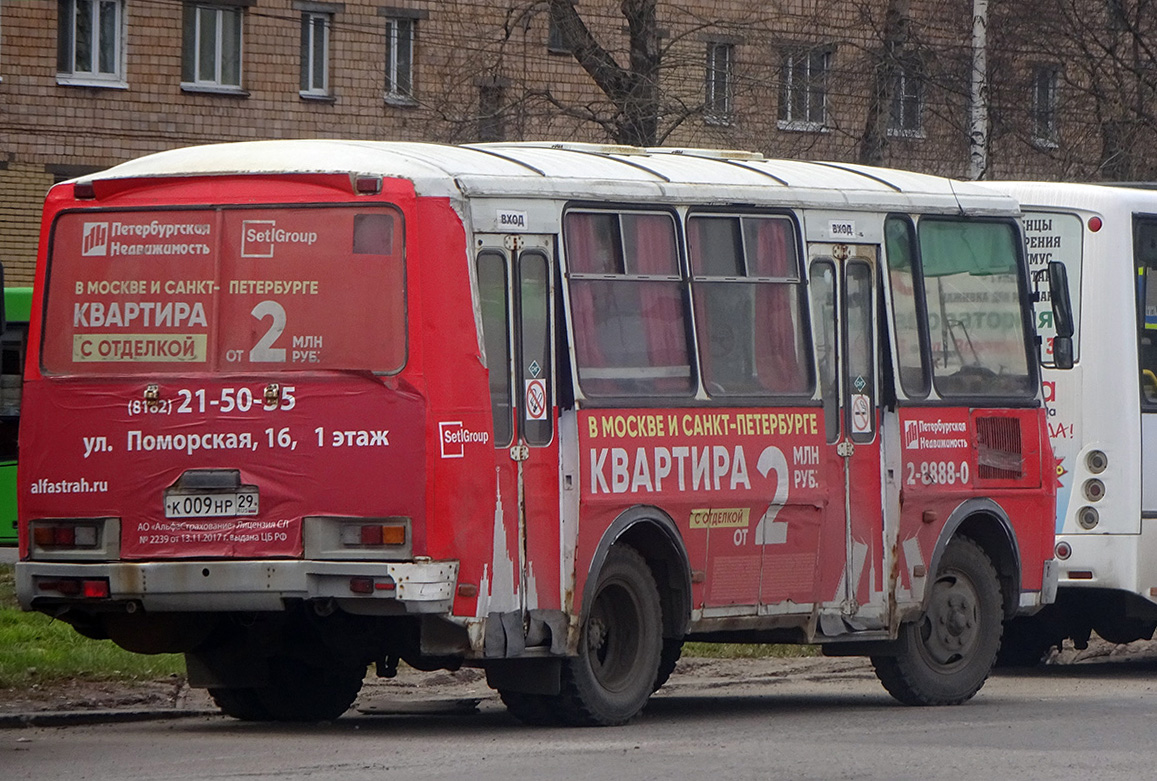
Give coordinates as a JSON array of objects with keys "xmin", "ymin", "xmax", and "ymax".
[{"xmin": 0, "ymin": 563, "xmax": 184, "ymax": 689}]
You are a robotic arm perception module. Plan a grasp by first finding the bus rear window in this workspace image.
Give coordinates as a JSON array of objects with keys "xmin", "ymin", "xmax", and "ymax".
[{"xmin": 43, "ymin": 205, "xmax": 406, "ymax": 374}]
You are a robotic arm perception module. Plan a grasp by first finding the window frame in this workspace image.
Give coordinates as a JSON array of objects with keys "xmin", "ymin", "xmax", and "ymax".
[
  {"xmin": 1032, "ymin": 65, "xmax": 1060, "ymax": 149},
  {"xmin": 384, "ymin": 16, "xmax": 416, "ymax": 105},
  {"xmin": 686, "ymin": 211, "xmax": 814, "ymax": 400},
  {"xmin": 778, "ymin": 45, "xmax": 831, "ymax": 131},
  {"xmin": 181, "ymin": 2, "xmax": 246, "ymax": 94},
  {"xmin": 477, "ymin": 80, "xmax": 506, "ymax": 142},
  {"xmin": 705, "ymin": 41, "xmax": 734, "ymax": 126},
  {"xmin": 917, "ymin": 216, "xmax": 1039, "ymax": 402},
  {"xmin": 56, "ymin": 0, "xmax": 128, "ymax": 88},
  {"xmin": 299, "ymin": 11, "xmax": 332, "ymax": 99},
  {"xmin": 884, "ymin": 214, "xmax": 932, "ymax": 399},
  {"xmin": 563, "ymin": 207, "xmax": 695, "ymax": 401},
  {"xmin": 887, "ymin": 64, "xmax": 925, "ymax": 138}
]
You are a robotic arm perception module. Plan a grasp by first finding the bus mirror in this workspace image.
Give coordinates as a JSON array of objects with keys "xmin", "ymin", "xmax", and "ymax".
[
  {"xmin": 1048, "ymin": 260, "xmax": 1074, "ymax": 370},
  {"xmin": 1053, "ymin": 335, "xmax": 1074, "ymax": 370},
  {"xmin": 1048, "ymin": 260, "xmax": 1074, "ymax": 339}
]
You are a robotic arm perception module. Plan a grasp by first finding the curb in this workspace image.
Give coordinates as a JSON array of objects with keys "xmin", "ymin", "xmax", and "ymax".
[{"xmin": 0, "ymin": 708, "xmax": 220, "ymax": 728}]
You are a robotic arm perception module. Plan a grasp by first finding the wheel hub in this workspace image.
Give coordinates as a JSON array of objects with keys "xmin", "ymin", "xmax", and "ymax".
[{"xmin": 924, "ymin": 575, "xmax": 979, "ymax": 665}]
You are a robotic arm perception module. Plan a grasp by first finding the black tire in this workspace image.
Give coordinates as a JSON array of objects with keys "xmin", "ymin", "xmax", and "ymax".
[
  {"xmin": 653, "ymin": 638, "xmax": 684, "ymax": 691},
  {"xmin": 209, "ymin": 687, "xmax": 274, "ymax": 721},
  {"xmin": 872, "ymin": 537, "xmax": 1003, "ymax": 705},
  {"xmin": 499, "ymin": 690, "xmax": 562, "ymax": 726},
  {"xmin": 254, "ymin": 657, "xmax": 365, "ymax": 722},
  {"xmin": 554, "ymin": 544, "xmax": 663, "ymax": 726},
  {"xmin": 995, "ymin": 618, "xmax": 1059, "ymax": 668}
]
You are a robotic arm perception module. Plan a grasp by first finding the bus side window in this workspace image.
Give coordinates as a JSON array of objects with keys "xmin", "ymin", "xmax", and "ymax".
[
  {"xmin": 478, "ymin": 251, "xmax": 514, "ymax": 447},
  {"xmin": 809, "ymin": 260, "xmax": 840, "ymax": 443},
  {"xmin": 687, "ymin": 214, "xmax": 811, "ymax": 398},
  {"xmin": 1136, "ymin": 220, "xmax": 1157, "ymax": 405},
  {"xmin": 564, "ymin": 210, "xmax": 692, "ymax": 398},
  {"xmin": 884, "ymin": 215, "xmax": 930, "ymax": 398},
  {"xmin": 519, "ymin": 251, "xmax": 552, "ymax": 446}
]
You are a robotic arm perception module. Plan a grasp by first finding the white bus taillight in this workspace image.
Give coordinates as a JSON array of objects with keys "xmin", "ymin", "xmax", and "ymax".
[
  {"xmin": 1086, "ymin": 450, "xmax": 1108, "ymax": 474},
  {"xmin": 1083, "ymin": 479, "xmax": 1106, "ymax": 502}
]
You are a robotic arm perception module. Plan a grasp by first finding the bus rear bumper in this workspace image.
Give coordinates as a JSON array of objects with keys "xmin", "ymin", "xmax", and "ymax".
[{"xmin": 16, "ymin": 558, "xmax": 459, "ymax": 614}]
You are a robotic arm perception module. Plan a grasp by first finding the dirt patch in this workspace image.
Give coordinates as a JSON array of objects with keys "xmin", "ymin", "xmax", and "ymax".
[{"xmin": 0, "ymin": 675, "xmax": 207, "ymax": 715}]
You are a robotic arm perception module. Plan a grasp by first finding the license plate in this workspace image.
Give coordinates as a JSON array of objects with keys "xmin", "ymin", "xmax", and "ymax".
[{"xmin": 164, "ymin": 489, "xmax": 259, "ymax": 518}]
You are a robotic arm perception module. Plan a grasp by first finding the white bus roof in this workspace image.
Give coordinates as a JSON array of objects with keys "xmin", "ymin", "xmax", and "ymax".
[
  {"xmin": 981, "ymin": 180, "xmax": 1157, "ymax": 214},
  {"xmin": 79, "ymin": 140, "xmax": 1017, "ymax": 216}
]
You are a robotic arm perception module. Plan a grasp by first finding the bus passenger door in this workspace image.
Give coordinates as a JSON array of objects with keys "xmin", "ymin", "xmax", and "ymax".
[
  {"xmin": 808, "ymin": 247, "xmax": 886, "ymax": 632},
  {"xmin": 476, "ymin": 236, "xmax": 562, "ymax": 642}
]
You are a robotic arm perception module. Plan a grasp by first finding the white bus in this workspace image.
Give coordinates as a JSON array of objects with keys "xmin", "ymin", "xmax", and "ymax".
[{"xmin": 982, "ymin": 181, "xmax": 1157, "ymax": 662}]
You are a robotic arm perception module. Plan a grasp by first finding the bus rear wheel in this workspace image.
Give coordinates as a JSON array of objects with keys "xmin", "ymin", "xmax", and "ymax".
[
  {"xmin": 872, "ymin": 536, "xmax": 1002, "ymax": 706},
  {"xmin": 254, "ymin": 657, "xmax": 365, "ymax": 722},
  {"xmin": 554, "ymin": 544, "xmax": 662, "ymax": 726},
  {"xmin": 209, "ymin": 687, "xmax": 273, "ymax": 721}
]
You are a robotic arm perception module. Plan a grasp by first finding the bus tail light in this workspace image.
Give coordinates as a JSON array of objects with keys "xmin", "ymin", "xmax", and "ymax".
[
  {"xmin": 1086, "ymin": 449, "xmax": 1108, "ymax": 474},
  {"xmin": 1078, "ymin": 506, "xmax": 1100, "ymax": 530},
  {"xmin": 341, "ymin": 521, "xmax": 407, "ymax": 547},
  {"xmin": 31, "ymin": 522, "xmax": 100, "ymax": 549},
  {"xmin": 348, "ymin": 575, "xmax": 396, "ymax": 594},
  {"xmin": 1083, "ymin": 479, "xmax": 1106, "ymax": 502},
  {"xmin": 355, "ymin": 175, "xmax": 382, "ymax": 195},
  {"xmin": 1055, "ymin": 541, "xmax": 1072, "ymax": 559},
  {"xmin": 37, "ymin": 577, "xmax": 110, "ymax": 598}
]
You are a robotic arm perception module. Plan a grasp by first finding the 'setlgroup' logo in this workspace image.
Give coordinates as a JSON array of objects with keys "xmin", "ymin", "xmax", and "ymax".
[
  {"xmin": 241, "ymin": 220, "xmax": 320, "ymax": 258},
  {"xmin": 439, "ymin": 421, "xmax": 490, "ymax": 458},
  {"xmin": 82, "ymin": 223, "xmax": 109, "ymax": 256}
]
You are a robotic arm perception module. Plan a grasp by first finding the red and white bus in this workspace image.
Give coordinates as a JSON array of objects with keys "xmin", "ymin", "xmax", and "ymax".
[{"xmin": 16, "ymin": 141, "xmax": 1059, "ymax": 725}]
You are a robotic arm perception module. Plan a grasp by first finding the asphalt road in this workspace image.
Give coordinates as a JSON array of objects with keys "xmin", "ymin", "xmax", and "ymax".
[
  {"xmin": 0, "ymin": 546, "xmax": 16, "ymax": 564},
  {"xmin": 5, "ymin": 655, "xmax": 1157, "ymax": 781}
]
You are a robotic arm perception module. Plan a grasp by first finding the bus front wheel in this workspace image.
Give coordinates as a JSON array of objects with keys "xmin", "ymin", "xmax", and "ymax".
[
  {"xmin": 872, "ymin": 536, "xmax": 1003, "ymax": 706},
  {"xmin": 555, "ymin": 544, "xmax": 662, "ymax": 726}
]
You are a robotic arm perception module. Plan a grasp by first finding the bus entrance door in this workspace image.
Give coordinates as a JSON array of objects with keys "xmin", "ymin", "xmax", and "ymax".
[
  {"xmin": 808, "ymin": 246, "xmax": 887, "ymax": 633},
  {"xmin": 476, "ymin": 235, "xmax": 562, "ymax": 648}
]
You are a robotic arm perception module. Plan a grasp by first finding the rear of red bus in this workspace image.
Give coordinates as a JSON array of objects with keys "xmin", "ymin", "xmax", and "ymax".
[{"xmin": 15, "ymin": 167, "xmax": 495, "ymax": 720}]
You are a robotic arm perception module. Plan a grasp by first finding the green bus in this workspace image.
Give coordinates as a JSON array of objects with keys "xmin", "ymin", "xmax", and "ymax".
[{"xmin": 0, "ymin": 287, "xmax": 30, "ymax": 545}]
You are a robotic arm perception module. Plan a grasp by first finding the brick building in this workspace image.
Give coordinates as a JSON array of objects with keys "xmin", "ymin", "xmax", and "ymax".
[{"xmin": 0, "ymin": 0, "xmax": 1146, "ymax": 285}]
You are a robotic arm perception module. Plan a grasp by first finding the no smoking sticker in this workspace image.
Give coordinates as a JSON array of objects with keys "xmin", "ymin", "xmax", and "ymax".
[
  {"xmin": 525, "ymin": 378, "xmax": 548, "ymax": 421},
  {"xmin": 851, "ymin": 393, "xmax": 872, "ymax": 434}
]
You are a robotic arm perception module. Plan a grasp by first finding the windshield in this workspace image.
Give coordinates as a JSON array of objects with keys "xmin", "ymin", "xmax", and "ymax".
[
  {"xmin": 43, "ymin": 205, "xmax": 405, "ymax": 375},
  {"xmin": 918, "ymin": 218, "xmax": 1035, "ymax": 398}
]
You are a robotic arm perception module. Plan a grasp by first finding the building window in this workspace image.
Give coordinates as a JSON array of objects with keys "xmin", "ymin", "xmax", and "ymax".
[
  {"xmin": 478, "ymin": 82, "xmax": 505, "ymax": 141},
  {"xmin": 182, "ymin": 3, "xmax": 244, "ymax": 92},
  {"xmin": 705, "ymin": 42, "xmax": 734, "ymax": 125},
  {"xmin": 888, "ymin": 65, "xmax": 924, "ymax": 136},
  {"xmin": 384, "ymin": 16, "xmax": 415, "ymax": 104},
  {"xmin": 57, "ymin": 0, "xmax": 126, "ymax": 86},
  {"xmin": 779, "ymin": 46, "xmax": 830, "ymax": 130},
  {"xmin": 547, "ymin": 0, "xmax": 575, "ymax": 54},
  {"xmin": 1032, "ymin": 65, "xmax": 1059, "ymax": 148},
  {"xmin": 300, "ymin": 12, "xmax": 331, "ymax": 97}
]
